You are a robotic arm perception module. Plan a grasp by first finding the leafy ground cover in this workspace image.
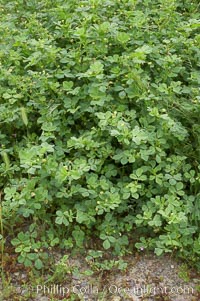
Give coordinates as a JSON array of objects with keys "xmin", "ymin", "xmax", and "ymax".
[{"xmin": 0, "ymin": 0, "xmax": 200, "ymax": 294}]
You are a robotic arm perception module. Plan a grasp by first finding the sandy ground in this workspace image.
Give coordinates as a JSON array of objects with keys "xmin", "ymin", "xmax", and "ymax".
[{"xmin": 1, "ymin": 251, "xmax": 199, "ymax": 301}]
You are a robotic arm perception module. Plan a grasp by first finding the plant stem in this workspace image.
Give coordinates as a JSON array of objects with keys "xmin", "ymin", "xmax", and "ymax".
[{"xmin": 0, "ymin": 191, "xmax": 5, "ymax": 287}]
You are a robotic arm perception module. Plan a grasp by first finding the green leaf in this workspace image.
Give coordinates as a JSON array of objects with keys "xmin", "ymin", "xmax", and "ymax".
[
  {"xmin": 108, "ymin": 236, "xmax": 116, "ymax": 243},
  {"xmin": 11, "ymin": 238, "xmax": 20, "ymax": 246},
  {"xmin": 176, "ymin": 182, "xmax": 184, "ymax": 190},
  {"xmin": 20, "ymin": 107, "xmax": 28, "ymax": 126},
  {"xmin": 24, "ymin": 258, "xmax": 32, "ymax": 267},
  {"xmin": 122, "ymin": 192, "xmax": 130, "ymax": 200},
  {"xmin": 63, "ymin": 81, "xmax": 74, "ymax": 90},
  {"xmin": 35, "ymin": 258, "xmax": 43, "ymax": 269},
  {"xmin": 155, "ymin": 248, "xmax": 164, "ymax": 256},
  {"xmin": 27, "ymin": 253, "xmax": 36, "ymax": 260},
  {"xmin": 15, "ymin": 246, "xmax": 23, "ymax": 253},
  {"xmin": 50, "ymin": 237, "xmax": 59, "ymax": 247},
  {"xmin": 116, "ymin": 32, "xmax": 130, "ymax": 44},
  {"xmin": 70, "ymin": 170, "xmax": 81, "ymax": 180},
  {"xmin": 55, "ymin": 216, "xmax": 69, "ymax": 226},
  {"xmin": 56, "ymin": 167, "xmax": 68, "ymax": 183},
  {"xmin": 88, "ymin": 61, "xmax": 104, "ymax": 74},
  {"xmin": 100, "ymin": 233, "xmax": 107, "ymax": 240},
  {"xmin": 1, "ymin": 151, "xmax": 10, "ymax": 170},
  {"xmin": 72, "ymin": 227, "xmax": 85, "ymax": 247},
  {"xmin": 136, "ymin": 168, "xmax": 144, "ymax": 177},
  {"xmin": 34, "ymin": 203, "xmax": 41, "ymax": 209},
  {"xmin": 23, "ymin": 246, "xmax": 31, "ymax": 253},
  {"xmin": 131, "ymin": 193, "xmax": 139, "ymax": 199},
  {"xmin": 169, "ymin": 178, "xmax": 176, "ymax": 185},
  {"xmin": 76, "ymin": 211, "xmax": 88, "ymax": 223},
  {"xmin": 103, "ymin": 239, "xmax": 110, "ymax": 250}
]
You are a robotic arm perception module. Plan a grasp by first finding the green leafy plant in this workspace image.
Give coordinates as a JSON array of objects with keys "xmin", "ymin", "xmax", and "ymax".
[
  {"xmin": 11, "ymin": 228, "xmax": 48, "ymax": 269},
  {"xmin": 0, "ymin": 0, "xmax": 200, "ymax": 271},
  {"xmin": 46, "ymin": 255, "xmax": 71, "ymax": 284},
  {"xmin": 86, "ymin": 250, "xmax": 127, "ymax": 272},
  {"xmin": 178, "ymin": 264, "xmax": 190, "ymax": 282}
]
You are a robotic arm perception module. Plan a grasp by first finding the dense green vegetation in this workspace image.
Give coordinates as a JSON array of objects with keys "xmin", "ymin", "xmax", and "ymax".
[{"xmin": 0, "ymin": 0, "xmax": 200, "ymax": 270}]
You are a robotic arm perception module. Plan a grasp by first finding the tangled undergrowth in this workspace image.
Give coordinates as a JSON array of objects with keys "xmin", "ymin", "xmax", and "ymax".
[{"xmin": 0, "ymin": 0, "xmax": 200, "ymax": 281}]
